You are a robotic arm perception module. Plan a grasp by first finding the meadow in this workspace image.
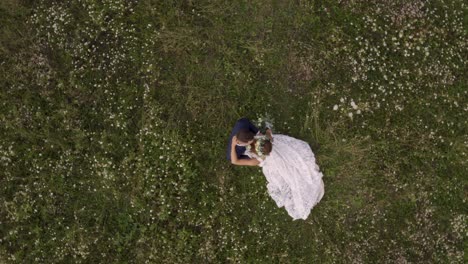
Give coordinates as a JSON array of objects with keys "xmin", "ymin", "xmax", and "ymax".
[{"xmin": 0, "ymin": 0, "xmax": 466, "ymax": 263}]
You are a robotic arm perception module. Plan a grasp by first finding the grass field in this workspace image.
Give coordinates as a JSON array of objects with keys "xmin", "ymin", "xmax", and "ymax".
[{"xmin": 0, "ymin": 0, "xmax": 466, "ymax": 263}]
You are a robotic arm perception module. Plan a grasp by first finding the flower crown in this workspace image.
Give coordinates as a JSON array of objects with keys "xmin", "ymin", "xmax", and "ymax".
[{"xmin": 254, "ymin": 135, "xmax": 270, "ymax": 158}]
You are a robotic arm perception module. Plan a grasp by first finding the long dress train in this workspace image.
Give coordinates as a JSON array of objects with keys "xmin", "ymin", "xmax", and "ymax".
[{"xmin": 247, "ymin": 134, "xmax": 325, "ymax": 220}]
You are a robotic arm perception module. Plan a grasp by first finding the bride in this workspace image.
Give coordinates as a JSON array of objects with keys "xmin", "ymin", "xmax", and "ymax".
[{"xmin": 230, "ymin": 132, "xmax": 325, "ymax": 220}]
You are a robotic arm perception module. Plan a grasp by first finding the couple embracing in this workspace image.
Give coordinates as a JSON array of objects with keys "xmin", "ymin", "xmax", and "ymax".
[{"xmin": 227, "ymin": 118, "xmax": 325, "ymax": 220}]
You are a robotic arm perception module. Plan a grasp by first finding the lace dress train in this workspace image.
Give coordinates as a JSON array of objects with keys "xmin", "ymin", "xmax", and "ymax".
[{"xmin": 248, "ymin": 134, "xmax": 325, "ymax": 220}]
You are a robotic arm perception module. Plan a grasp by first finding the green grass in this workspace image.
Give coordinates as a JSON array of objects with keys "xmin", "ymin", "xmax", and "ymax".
[{"xmin": 0, "ymin": 0, "xmax": 466, "ymax": 263}]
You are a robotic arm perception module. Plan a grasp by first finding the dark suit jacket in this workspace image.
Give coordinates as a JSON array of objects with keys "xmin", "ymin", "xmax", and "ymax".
[{"xmin": 226, "ymin": 118, "xmax": 259, "ymax": 161}]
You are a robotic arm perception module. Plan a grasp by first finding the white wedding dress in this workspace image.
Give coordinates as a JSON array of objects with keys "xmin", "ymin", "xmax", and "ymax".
[{"xmin": 246, "ymin": 134, "xmax": 325, "ymax": 220}]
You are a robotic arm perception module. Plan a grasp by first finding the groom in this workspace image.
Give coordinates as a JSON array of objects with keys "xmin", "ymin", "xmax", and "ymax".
[{"xmin": 226, "ymin": 118, "xmax": 259, "ymax": 162}]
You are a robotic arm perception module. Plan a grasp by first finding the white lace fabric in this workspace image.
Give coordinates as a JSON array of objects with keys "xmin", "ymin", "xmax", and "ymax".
[{"xmin": 246, "ymin": 134, "xmax": 325, "ymax": 220}]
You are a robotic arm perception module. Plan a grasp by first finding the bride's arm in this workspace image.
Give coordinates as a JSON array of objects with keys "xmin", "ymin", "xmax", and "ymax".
[
  {"xmin": 230, "ymin": 136, "xmax": 260, "ymax": 166},
  {"xmin": 266, "ymin": 128, "xmax": 273, "ymax": 142}
]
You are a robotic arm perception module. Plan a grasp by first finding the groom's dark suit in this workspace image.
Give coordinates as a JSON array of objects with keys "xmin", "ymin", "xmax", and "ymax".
[{"xmin": 226, "ymin": 118, "xmax": 259, "ymax": 161}]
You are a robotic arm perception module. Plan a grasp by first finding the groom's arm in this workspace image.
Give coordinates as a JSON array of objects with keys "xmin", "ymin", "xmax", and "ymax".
[{"xmin": 245, "ymin": 118, "xmax": 259, "ymax": 134}]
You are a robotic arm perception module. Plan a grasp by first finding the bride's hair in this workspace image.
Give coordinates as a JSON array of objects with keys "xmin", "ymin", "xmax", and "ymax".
[
  {"xmin": 236, "ymin": 129, "xmax": 255, "ymax": 143},
  {"xmin": 262, "ymin": 140, "xmax": 272, "ymax": 155},
  {"xmin": 252, "ymin": 138, "xmax": 272, "ymax": 156}
]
